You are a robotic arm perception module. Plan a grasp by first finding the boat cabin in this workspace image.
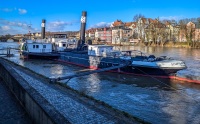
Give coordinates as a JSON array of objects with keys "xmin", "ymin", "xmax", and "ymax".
[
  {"xmin": 51, "ymin": 38, "xmax": 77, "ymax": 51},
  {"xmin": 54, "ymin": 40, "xmax": 68, "ymax": 51},
  {"xmin": 88, "ymin": 45, "xmax": 114, "ymax": 56},
  {"xmin": 20, "ymin": 40, "xmax": 53, "ymax": 53}
]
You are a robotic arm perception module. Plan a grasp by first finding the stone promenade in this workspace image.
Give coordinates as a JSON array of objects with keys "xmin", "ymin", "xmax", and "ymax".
[{"xmin": 0, "ymin": 79, "xmax": 31, "ymax": 124}]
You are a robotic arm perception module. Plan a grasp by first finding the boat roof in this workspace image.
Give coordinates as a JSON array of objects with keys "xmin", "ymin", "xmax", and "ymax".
[
  {"xmin": 27, "ymin": 43, "xmax": 52, "ymax": 44},
  {"xmin": 88, "ymin": 45, "xmax": 113, "ymax": 48}
]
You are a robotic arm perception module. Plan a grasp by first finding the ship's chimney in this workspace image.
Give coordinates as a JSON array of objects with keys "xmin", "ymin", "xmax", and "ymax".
[
  {"xmin": 80, "ymin": 11, "xmax": 87, "ymax": 44},
  {"xmin": 41, "ymin": 19, "xmax": 46, "ymax": 39}
]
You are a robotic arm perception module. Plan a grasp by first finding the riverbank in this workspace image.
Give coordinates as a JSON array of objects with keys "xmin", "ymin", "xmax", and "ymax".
[
  {"xmin": 144, "ymin": 41, "xmax": 200, "ymax": 48},
  {"xmin": 108, "ymin": 41, "xmax": 200, "ymax": 48}
]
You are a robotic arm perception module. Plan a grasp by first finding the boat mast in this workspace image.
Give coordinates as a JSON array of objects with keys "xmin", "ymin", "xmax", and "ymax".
[
  {"xmin": 41, "ymin": 19, "xmax": 46, "ymax": 39},
  {"xmin": 80, "ymin": 11, "xmax": 87, "ymax": 44}
]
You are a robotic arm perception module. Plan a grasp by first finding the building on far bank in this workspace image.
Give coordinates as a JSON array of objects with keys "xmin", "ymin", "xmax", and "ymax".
[
  {"xmin": 165, "ymin": 21, "xmax": 180, "ymax": 42},
  {"xmin": 66, "ymin": 31, "xmax": 80, "ymax": 39},
  {"xmin": 111, "ymin": 20, "xmax": 134, "ymax": 44},
  {"xmin": 144, "ymin": 19, "xmax": 167, "ymax": 43},
  {"xmin": 95, "ymin": 27, "xmax": 112, "ymax": 44},
  {"xmin": 194, "ymin": 22, "xmax": 200, "ymax": 42},
  {"xmin": 179, "ymin": 21, "xmax": 195, "ymax": 42},
  {"xmin": 86, "ymin": 28, "xmax": 96, "ymax": 41},
  {"xmin": 136, "ymin": 18, "xmax": 153, "ymax": 41}
]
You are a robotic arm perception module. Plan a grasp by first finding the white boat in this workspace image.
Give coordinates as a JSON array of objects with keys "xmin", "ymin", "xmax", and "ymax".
[
  {"xmin": 124, "ymin": 50, "xmax": 187, "ymax": 75},
  {"xmin": 20, "ymin": 39, "xmax": 60, "ymax": 59}
]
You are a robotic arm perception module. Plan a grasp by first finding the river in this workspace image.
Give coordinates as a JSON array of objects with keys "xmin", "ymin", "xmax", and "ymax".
[{"xmin": 1, "ymin": 42, "xmax": 200, "ymax": 124}]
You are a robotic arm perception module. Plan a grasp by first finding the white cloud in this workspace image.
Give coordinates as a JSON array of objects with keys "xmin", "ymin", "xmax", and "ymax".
[
  {"xmin": 0, "ymin": 8, "xmax": 13, "ymax": 12},
  {"xmin": 90, "ymin": 22, "xmax": 112, "ymax": 28},
  {"xmin": 0, "ymin": 18, "xmax": 79, "ymax": 35},
  {"xmin": 47, "ymin": 20, "xmax": 78, "ymax": 31},
  {"xmin": 0, "ymin": 18, "xmax": 38, "ymax": 35},
  {"xmin": 0, "ymin": 18, "xmax": 30, "ymax": 29},
  {"xmin": 18, "ymin": 8, "xmax": 27, "ymax": 14},
  {"xmin": 160, "ymin": 16, "xmax": 184, "ymax": 21},
  {"xmin": 2, "ymin": 26, "xmax": 10, "ymax": 30},
  {"xmin": 0, "ymin": 25, "xmax": 20, "ymax": 35},
  {"xmin": 1, "ymin": 8, "xmax": 27, "ymax": 15}
]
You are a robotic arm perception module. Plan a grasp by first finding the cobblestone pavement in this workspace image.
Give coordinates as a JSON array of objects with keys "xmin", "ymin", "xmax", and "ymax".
[
  {"xmin": 13, "ymin": 67, "xmax": 139, "ymax": 124},
  {"xmin": 0, "ymin": 79, "xmax": 32, "ymax": 124}
]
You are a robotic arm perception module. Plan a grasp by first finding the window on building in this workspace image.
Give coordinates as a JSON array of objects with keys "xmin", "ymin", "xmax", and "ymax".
[
  {"xmin": 43, "ymin": 45, "xmax": 46, "ymax": 48},
  {"xmin": 33, "ymin": 45, "xmax": 35, "ymax": 48},
  {"xmin": 36, "ymin": 45, "xmax": 39, "ymax": 48}
]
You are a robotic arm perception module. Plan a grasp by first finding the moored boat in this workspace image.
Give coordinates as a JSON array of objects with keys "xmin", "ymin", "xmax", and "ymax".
[
  {"xmin": 19, "ymin": 39, "xmax": 60, "ymax": 59},
  {"xmin": 57, "ymin": 45, "xmax": 187, "ymax": 76}
]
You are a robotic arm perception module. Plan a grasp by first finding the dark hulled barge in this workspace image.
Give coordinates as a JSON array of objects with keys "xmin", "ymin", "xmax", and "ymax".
[{"xmin": 57, "ymin": 45, "xmax": 187, "ymax": 76}]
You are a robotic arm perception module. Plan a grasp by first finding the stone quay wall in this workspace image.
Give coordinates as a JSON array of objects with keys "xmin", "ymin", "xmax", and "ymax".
[{"xmin": 0, "ymin": 58, "xmax": 70, "ymax": 124}]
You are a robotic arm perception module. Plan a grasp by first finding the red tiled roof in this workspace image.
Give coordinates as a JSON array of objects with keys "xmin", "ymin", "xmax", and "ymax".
[
  {"xmin": 124, "ymin": 22, "xmax": 137, "ymax": 28},
  {"xmin": 86, "ymin": 28, "xmax": 96, "ymax": 33},
  {"xmin": 112, "ymin": 20, "xmax": 124, "ymax": 27},
  {"xmin": 124, "ymin": 22, "xmax": 132, "ymax": 27}
]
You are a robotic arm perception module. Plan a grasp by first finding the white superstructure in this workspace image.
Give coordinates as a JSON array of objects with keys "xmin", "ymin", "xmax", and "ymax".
[
  {"xmin": 88, "ymin": 45, "xmax": 114, "ymax": 56},
  {"xmin": 51, "ymin": 38, "xmax": 77, "ymax": 51},
  {"xmin": 20, "ymin": 40, "xmax": 52, "ymax": 53}
]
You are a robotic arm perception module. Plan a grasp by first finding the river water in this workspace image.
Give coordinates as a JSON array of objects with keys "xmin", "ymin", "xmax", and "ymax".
[{"xmin": 1, "ymin": 42, "xmax": 200, "ymax": 124}]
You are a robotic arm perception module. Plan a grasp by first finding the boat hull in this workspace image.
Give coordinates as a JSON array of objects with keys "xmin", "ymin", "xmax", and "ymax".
[
  {"xmin": 58, "ymin": 52, "xmax": 183, "ymax": 76},
  {"xmin": 20, "ymin": 51, "xmax": 60, "ymax": 59}
]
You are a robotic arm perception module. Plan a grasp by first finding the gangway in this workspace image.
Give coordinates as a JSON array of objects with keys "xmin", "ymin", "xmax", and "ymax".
[
  {"xmin": 0, "ymin": 47, "xmax": 19, "ymax": 57},
  {"xmin": 49, "ymin": 62, "xmax": 130, "ymax": 83}
]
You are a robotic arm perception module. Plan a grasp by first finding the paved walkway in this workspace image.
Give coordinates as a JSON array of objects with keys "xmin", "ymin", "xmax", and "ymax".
[
  {"xmin": 13, "ymin": 66, "xmax": 139, "ymax": 124},
  {"xmin": 0, "ymin": 79, "xmax": 32, "ymax": 124}
]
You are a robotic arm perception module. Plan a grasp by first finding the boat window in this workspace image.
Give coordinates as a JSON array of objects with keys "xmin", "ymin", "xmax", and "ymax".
[
  {"xmin": 43, "ymin": 45, "xmax": 46, "ymax": 48},
  {"xmin": 33, "ymin": 45, "xmax": 35, "ymax": 48},
  {"xmin": 36, "ymin": 45, "xmax": 39, "ymax": 48},
  {"xmin": 63, "ymin": 44, "xmax": 66, "ymax": 47}
]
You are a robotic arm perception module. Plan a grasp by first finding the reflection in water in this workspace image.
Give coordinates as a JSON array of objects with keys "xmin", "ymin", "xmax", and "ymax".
[
  {"xmin": 1, "ymin": 42, "xmax": 200, "ymax": 123},
  {"xmin": 50, "ymin": 64, "xmax": 64, "ymax": 75},
  {"xmin": 66, "ymin": 72, "xmax": 200, "ymax": 123},
  {"xmin": 86, "ymin": 74, "xmax": 101, "ymax": 93},
  {"xmin": 161, "ymin": 84, "xmax": 200, "ymax": 124}
]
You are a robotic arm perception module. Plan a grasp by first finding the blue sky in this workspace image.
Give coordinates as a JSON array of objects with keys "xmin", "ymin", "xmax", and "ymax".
[{"xmin": 0, "ymin": 0, "xmax": 200, "ymax": 35}]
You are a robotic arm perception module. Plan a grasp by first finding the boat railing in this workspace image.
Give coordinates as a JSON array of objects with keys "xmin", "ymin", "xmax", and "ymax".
[{"xmin": 121, "ymin": 50, "xmax": 148, "ymax": 58}]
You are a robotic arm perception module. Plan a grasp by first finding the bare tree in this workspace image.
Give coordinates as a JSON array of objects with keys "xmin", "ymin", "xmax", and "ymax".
[
  {"xmin": 133, "ymin": 14, "xmax": 145, "ymax": 22},
  {"xmin": 179, "ymin": 19, "xmax": 195, "ymax": 46}
]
